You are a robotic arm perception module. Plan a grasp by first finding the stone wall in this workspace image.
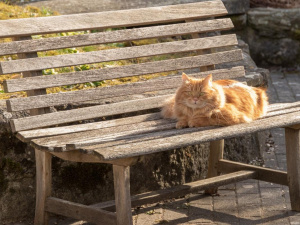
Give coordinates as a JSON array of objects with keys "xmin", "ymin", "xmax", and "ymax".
[
  {"xmin": 246, "ymin": 8, "xmax": 300, "ymax": 67},
  {"xmin": 229, "ymin": 7, "xmax": 300, "ymax": 67}
]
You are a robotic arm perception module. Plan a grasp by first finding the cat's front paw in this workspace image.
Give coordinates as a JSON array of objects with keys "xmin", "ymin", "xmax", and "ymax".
[
  {"xmin": 188, "ymin": 120, "xmax": 207, "ymax": 127},
  {"xmin": 188, "ymin": 120, "xmax": 197, "ymax": 128},
  {"xmin": 176, "ymin": 121, "xmax": 188, "ymax": 129}
]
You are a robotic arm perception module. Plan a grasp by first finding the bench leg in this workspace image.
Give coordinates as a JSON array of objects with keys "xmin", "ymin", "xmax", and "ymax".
[
  {"xmin": 205, "ymin": 139, "xmax": 224, "ymax": 195},
  {"xmin": 113, "ymin": 165, "xmax": 133, "ymax": 225},
  {"xmin": 34, "ymin": 150, "xmax": 52, "ymax": 225},
  {"xmin": 285, "ymin": 127, "xmax": 300, "ymax": 211}
]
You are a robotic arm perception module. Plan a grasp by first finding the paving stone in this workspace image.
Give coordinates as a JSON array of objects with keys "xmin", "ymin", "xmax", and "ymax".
[
  {"xmin": 262, "ymin": 202, "xmax": 288, "ymax": 212},
  {"xmin": 236, "ymin": 183, "xmax": 259, "ymax": 194},
  {"xmin": 262, "ymin": 210, "xmax": 289, "ymax": 218},
  {"xmin": 188, "ymin": 204, "xmax": 214, "ymax": 223},
  {"xmin": 259, "ymin": 181, "xmax": 283, "ymax": 188},
  {"xmin": 136, "ymin": 206, "xmax": 163, "ymax": 225},
  {"xmin": 215, "ymin": 190, "xmax": 236, "ymax": 199},
  {"xmin": 213, "ymin": 212, "xmax": 239, "ymax": 224},
  {"xmin": 237, "ymin": 194, "xmax": 261, "ymax": 206},
  {"xmin": 213, "ymin": 198, "xmax": 237, "ymax": 210},
  {"xmin": 162, "ymin": 199, "xmax": 189, "ymax": 225},
  {"xmin": 260, "ymin": 188, "xmax": 284, "ymax": 199},
  {"xmin": 276, "ymin": 154, "xmax": 287, "ymax": 164},
  {"xmin": 238, "ymin": 218, "xmax": 261, "ymax": 225},
  {"xmin": 262, "ymin": 218, "xmax": 291, "ymax": 225},
  {"xmin": 188, "ymin": 194, "xmax": 213, "ymax": 206},
  {"xmin": 289, "ymin": 215, "xmax": 300, "ymax": 225}
]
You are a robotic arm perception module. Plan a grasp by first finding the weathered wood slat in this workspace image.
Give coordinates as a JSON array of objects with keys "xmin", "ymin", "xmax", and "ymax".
[
  {"xmin": 92, "ymin": 170, "xmax": 257, "ymax": 212},
  {"xmin": 0, "ymin": 19, "xmax": 233, "ymax": 56},
  {"xmin": 11, "ymin": 95, "xmax": 170, "ymax": 132},
  {"xmin": 17, "ymin": 113, "xmax": 161, "ymax": 142},
  {"xmin": 29, "ymin": 105, "xmax": 300, "ymax": 153},
  {"xmin": 51, "ymin": 151, "xmax": 139, "ymax": 165},
  {"xmin": 0, "ymin": 1, "xmax": 227, "ymax": 38},
  {"xmin": 65, "ymin": 125, "xmax": 214, "ymax": 153},
  {"xmin": 45, "ymin": 197, "xmax": 117, "ymax": 225},
  {"xmin": 217, "ymin": 159, "xmax": 288, "ymax": 185},
  {"xmin": 19, "ymin": 101, "xmax": 300, "ymax": 143},
  {"xmin": 4, "ymin": 50, "xmax": 243, "ymax": 93},
  {"xmin": 0, "ymin": 34, "xmax": 237, "ymax": 75},
  {"xmin": 70, "ymin": 110, "xmax": 300, "ymax": 160},
  {"xmin": 29, "ymin": 120, "xmax": 176, "ymax": 152},
  {"xmin": 267, "ymin": 101, "xmax": 300, "ymax": 112},
  {"xmin": 66, "ymin": 104, "xmax": 300, "ymax": 151},
  {"xmin": 66, "ymin": 103, "xmax": 300, "ymax": 151},
  {"xmin": 7, "ymin": 67, "xmax": 245, "ymax": 112}
]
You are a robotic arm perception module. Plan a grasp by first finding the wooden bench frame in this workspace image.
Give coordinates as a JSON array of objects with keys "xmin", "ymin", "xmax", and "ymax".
[{"xmin": 1, "ymin": 1, "xmax": 300, "ymax": 224}]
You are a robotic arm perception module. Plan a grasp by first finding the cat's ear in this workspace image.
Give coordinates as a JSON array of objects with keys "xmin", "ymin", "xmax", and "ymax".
[
  {"xmin": 182, "ymin": 72, "xmax": 190, "ymax": 84},
  {"xmin": 203, "ymin": 74, "xmax": 213, "ymax": 88}
]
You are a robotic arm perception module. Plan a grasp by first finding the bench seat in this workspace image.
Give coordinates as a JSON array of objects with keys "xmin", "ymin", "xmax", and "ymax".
[{"xmin": 21, "ymin": 101, "xmax": 300, "ymax": 161}]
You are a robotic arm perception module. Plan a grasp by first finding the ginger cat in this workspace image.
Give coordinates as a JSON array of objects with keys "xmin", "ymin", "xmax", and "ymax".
[{"xmin": 162, "ymin": 73, "xmax": 268, "ymax": 128}]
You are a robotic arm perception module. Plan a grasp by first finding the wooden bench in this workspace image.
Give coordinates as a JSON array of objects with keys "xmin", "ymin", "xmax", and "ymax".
[{"xmin": 1, "ymin": 1, "xmax": 300, "ymax": 224}]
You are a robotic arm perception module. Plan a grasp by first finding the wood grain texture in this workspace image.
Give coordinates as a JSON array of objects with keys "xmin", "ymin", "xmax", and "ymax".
[
  {"xmin": 0, "ymin": 1, "xmax": 227, "ymax": 38},
  {"xmin": 63, "ymin": 103, "xmax": 300, "ymax": 151},
  {"xmin": 45, "ymin": 197, "xmax": 117, "ymax": 225},
  {"xmin": 30, "ymin": 120, "xmax": 176, "ymax": 152},
  {"xmin": 17, "ymin": 113, "xmax": 161, "ymax": 142},
  {"xmin": 0, "ymin": 19, "xmax": 233, "ymax": 56},
  {"xmin": 186, "ymin": 18, "xmax": 216, "ymax": 72},
  {"xmin": 0, "ymin": 34, "xmax": 237, "ymax": 75},
  {"xmin": 66, "ymin": 125, "xmax": 213, "ymax": 153},
  {"xmin": 51, "ymin": 151, "xmax": 139, "ymax": 166},
  {"xmin": 11, "ymin": 94, "xmax": 170, "ymax": 132},
  {"xmin": 24, "ymin": 102, "xmax": 300, "ymax": 153},
  {"xmin": 205, "ymin": 139, "xmax": 224, "ymax": 195},
  {"xmin": 218, "ymin": 159, "xmax": 288, "ymax": 186},
  {"xmin": 113, "ymin": 165, "xmax": 133, "ymax": 225},
  {"xmin": 34, "ymin": 151, "xmax": 52, "ymax": 225},
  {"xmin": 69, "ymin": 110, "xmax": 300, "ymax": 160},
  {"xmin": 285, "ymin": 127, "xmax": 300, "ymax": 211},
  {"xmin": 7, "ymin": 66, "xmax": 245, "ymax": 111},
  {"xmin": 4, "ymin": 50, "xmax": 243, "ymax": 93},
  {"xmin": 12, "ymin": 36, "xmax": 50, "ymax": 116}
]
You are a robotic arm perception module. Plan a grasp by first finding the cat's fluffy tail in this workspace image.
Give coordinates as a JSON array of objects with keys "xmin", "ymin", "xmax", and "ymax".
[{"xmin": 161, "ymin": 96, "xmax": 175, "ymax": 119}]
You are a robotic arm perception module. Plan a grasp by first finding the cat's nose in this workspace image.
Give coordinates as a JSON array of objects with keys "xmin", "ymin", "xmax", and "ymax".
[{"xmin": 193, "ymin": 98, "xmax": 198, "ymax": 103}]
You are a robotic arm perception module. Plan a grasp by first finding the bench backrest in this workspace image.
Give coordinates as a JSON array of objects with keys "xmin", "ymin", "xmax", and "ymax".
[{"xmin": 0, "ymin": 0, "xmax": 244, "ymax": 133}]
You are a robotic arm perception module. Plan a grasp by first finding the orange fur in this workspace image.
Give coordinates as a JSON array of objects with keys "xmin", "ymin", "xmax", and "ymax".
[{"xmin": 161, "ymin": 73, "xmax": 268, "ymax": 128}]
